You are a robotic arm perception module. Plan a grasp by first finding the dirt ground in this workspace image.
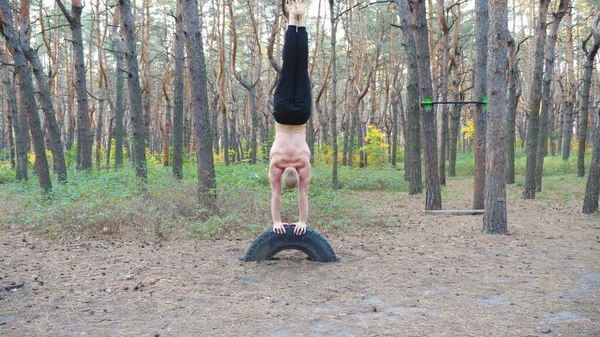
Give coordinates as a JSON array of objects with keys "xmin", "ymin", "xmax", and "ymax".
[{"xmin": 1, "ymin": 180, "xmax": 599, "ymax": 337}]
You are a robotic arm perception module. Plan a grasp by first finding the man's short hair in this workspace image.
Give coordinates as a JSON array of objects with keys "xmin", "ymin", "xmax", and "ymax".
[{"xmin": 282, "ymin": 167, "xmax": 299, "ymax": 189}]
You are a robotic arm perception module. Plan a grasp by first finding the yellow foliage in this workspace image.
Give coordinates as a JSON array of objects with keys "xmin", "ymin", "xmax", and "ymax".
[{"xmin": 461, "ymin": 119, "xmax": 475, "ymax": 140}]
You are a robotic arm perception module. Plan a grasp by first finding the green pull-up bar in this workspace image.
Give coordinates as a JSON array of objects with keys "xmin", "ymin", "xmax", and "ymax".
[{"xmin": 421, "ymin": 95, "xmax": 487, "ymax": 112}]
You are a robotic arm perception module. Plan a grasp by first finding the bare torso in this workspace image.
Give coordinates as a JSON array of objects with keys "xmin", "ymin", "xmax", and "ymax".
[{"xmin": 269, "ymin": 123, "xmax": 311, "ymax": 170}]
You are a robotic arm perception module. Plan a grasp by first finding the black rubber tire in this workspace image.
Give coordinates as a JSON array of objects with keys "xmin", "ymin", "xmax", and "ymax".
[{"xmin": 243, "ymin": 225, "xmax": 338, "ymax": 262}]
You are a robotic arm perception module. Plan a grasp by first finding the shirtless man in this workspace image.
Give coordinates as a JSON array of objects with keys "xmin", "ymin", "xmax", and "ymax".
[{"xmin": 270, "ymin": 1, "xmax": 311, "ymax": 235}]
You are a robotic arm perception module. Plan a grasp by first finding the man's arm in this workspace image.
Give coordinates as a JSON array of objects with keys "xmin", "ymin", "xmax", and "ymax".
[
  {"xmin": 294, "ymin": 163, "xmax": 312, "ymax": 235},
  {"xmin": 269, "ymin": 163, "xmax": 286, "ymax": 234}
]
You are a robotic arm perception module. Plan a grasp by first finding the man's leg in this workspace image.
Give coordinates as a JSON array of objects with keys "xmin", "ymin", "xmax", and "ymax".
[
  {"xmin": 273, "ymin": 25, "xmax": 298, "ymax": 118},
  {"xmin": 293, "ymin": 23, "xmax": 311, "ymax": 116}
]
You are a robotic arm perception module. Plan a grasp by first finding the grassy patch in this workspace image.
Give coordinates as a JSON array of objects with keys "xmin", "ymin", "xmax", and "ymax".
[{"xmin": 0, "ymin": 148, "xmax": 592, "ymax": 238}]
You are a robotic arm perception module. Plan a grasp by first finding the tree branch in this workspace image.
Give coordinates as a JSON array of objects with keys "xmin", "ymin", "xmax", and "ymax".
[{"xmin": 55, "ymin": 0, "xmax": 74, "ymax": 26}]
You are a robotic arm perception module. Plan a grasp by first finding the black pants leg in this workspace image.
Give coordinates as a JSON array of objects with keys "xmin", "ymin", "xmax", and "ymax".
[{"xmin": 273, "ymin": 26, "xmax": 312, "ymax": 125}]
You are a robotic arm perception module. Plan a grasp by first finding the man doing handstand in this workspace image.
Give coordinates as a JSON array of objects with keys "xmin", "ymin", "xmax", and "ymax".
[{"xmin": 270, "ymin": 1, "xmax": 311, "ymax": 236}]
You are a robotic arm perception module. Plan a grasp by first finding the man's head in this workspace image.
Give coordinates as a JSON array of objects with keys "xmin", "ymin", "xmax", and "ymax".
[{"xmin": 282, "ymin": 167, "xmax": 299, "ymax": 189}]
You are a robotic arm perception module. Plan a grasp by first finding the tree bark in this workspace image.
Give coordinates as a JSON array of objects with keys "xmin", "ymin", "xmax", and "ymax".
[
  {"xmin": 329, "ymin": 0, "xmax": 340, "ymax": 189},
  {"xmin": 506, "ymin": 36, "xmax": 521, "ymax": 184},
  {"xmin": 536, "ymin": 0, "xmax": 567, "ymax": 191},
  {"xmin": 447, "ymin": 3, "xmax": 461, "ymax": 178},
  {"xmin": 19, "ymin": 0, "xmax": 67, "ymax": 182},
  {"xmin": 437, "ymin": 0, "xmax": 450, "ymax": 186},
  {"xmin": 410, "ymin": 0, "xmax": 440, "ymax": 209},
  {"xmin": 522, "ymin": 0, "xmax": 549, "ymax": 199},
  {"xmin": 57, "ymin": 0, "xmax": 92, "ymax": 170},
  {"xmin": 119, "ymin": 0, "xmax": 147, "ymax": 180},
  {"xmin": 111, "ymin": 8, "xmax": 125, "ymax": 170},
  {"xmin": 395, "ymin": 0, "xmax": 422, "ymax": 195},
  {"xmin": 0, "ymin": 0, "xmax": 52, "ymax": 193},
  {"xmin": 0, "ymin": 44, "xmax": 27, "ymax": 181},
  {"xmin": 172, "ymin": 4, "xmax": 185, "ymax": 179},
  {"xmin": 180, "ymin": 0, "xmax": 217, "ymax": 211},
  {"xmin": 583, "ymin": 114, "xmax": 600, "ymax": 214},
  {"xmin": 472, "ymin": 0, "xmax": 489, "ymax": 209},
  {"xmin": 562, "ymin": 7, "xmax": 575, "ymax": 160},
  {"xmin": 483, "ymin": 0, "xmax": 508, "ymax": 234},
  {"xmin": 578, "ymin": 15, "xmax": 600, "ymax": 177}
]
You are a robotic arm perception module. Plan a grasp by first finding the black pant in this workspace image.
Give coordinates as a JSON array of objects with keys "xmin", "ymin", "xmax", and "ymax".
[{"xmin": 273, "ymin": 26, "xmax": 312, "ymax": 125}]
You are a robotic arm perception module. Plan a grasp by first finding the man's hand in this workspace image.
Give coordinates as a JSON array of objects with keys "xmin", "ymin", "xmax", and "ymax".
[
  {"xmin": 273, "ymin": 222, "xmax": 288, "ymax": 234},
  {"xmin": 292, "ymin": 222, "xmax": 307, "ymax": 235}
]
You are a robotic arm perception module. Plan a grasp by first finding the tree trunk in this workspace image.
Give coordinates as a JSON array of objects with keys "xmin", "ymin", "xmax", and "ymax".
[
  {"xmin": 411, "ymin": 0, "xmax": 440, "ymax": 209},
  {"xmin": 562, "ymin": 7, "xmax": 575, "ymax": 160},
  {"xmin": 506, "ymin": 36, "xmax": 521, "ymax": 184},
  {"xmin": 0, "ymin": 44, "xmax": 27, "ymax": 181},
  {"xmin": 19, "ymin": 1, "xmax": 67, "ymax": 182},
  {"xmin": 522, "ymin": 0, "xmax": 549, "ymax": 199},
  {"xmin": 583, "ymin": 116, "xmax": 600, "ymax": 213},
  {"xmin": 447, "ymin": 2, "xmax": 461, "ymax": 178},
  {"xmin": 437, "ymin": 0, "xmax": 450, "ymax": 186},
  {"xmin": 163, "ymin": 76, "xmax": 172, "ymax": 167},
  {"xmin": 578, "ymin": 14, "xmax": 600, "ymax": 177},
  {"xmin": 472, "ymin": 0, "xmax": 489, "ymax": 209},
  {"xmin": 119, "ymin": 0, "xmax": 147, "ymax": 180},
  {"xmin": 106, "ymin": 117, "xmax": 113, "ymax": 169},
  {"xmin": 391, "ymin": 88, "xmax": 400, "ymax": 168},
  {"xmin": 395, "ymin": 0, "xmax": 422, "ymax": 195},
  {"xmin": 536, "ymin": 0, "xmax": 567, "ymax": 192},
  {"xmin": 483, "ymin": 0, "xmax": 508, "ymax": 234},
  {"xmin": 57, "ymin": 0, "xmax": 92, "ymax": 170},
  {"xmin": 0, "ymin": 0, "xmax": 51, "ymax": 193},
  {"xmin": 180, "ymin": 0, "xmax": 217, "ymax": 211},
  {"xmin": 329, "ymin": 0, "xmax": 340, "ymax": 189},
  {"xmin": 172, "ymin": 5, "xmax": 184, "ymax": 179},
  {"xmin": 111, "ymin": 10, "xmax": 125, "ymax": 170}
]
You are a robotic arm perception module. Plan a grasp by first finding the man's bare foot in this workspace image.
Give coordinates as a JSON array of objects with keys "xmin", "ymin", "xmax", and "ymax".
[
  {"xmin": 292, "ymin": 222, "xmax": 307, "ymax": 235},
  {"xmin": 285, "ymin": 0, "xmax": 299, "ymax": 26},
  {"xmin": 273, "ymin": 222, "xmax": 288, "ymax": 234}
]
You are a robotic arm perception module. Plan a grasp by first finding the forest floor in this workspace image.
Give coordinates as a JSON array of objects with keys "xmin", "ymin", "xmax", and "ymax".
[{"xmin": 1, "ymin": 178, "xmax": 599, "ymax": 337}]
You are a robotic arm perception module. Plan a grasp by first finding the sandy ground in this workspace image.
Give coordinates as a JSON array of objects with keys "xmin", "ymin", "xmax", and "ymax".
[{"xmin": 1, "ymin": 180, "xmax": 599, "ymax": 337}]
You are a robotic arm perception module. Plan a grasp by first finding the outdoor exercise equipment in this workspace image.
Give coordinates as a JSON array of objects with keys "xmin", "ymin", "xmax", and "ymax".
[
  {"xmin": 243, "ymin": 225, "xmax": 338, "ymax": 262},
  {"xmin": 420, "ymin": 96, "xmax": 487, "ymax": 111}
]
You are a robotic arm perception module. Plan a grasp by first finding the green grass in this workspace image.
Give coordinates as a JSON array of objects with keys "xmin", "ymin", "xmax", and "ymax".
[{"xmin": 0, "ymin": 148, "xmax": 593, "ymax": 238}]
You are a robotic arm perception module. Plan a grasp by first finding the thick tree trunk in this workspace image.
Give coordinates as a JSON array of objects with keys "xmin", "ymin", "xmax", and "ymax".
[
  {"xmin": 411, "ymin": 0, "xmax": 440, "ymax": 209},
  {"xmin": 483, "ymin": 0, "xmax": 508, "ymax": 234},
  {"xmin": 180, "ymin": 0, "xmax": 217, "ymax": 211},
  {"xmin": 472, "ymin": 0, "xmax": 489, "ymax": 209},
  {"xmin": 0, "ymin": 0, "xmax": 51, "ymax": 193},
  {"xmin": 562, "ymin": 8, "xmax": 575, "ymax": 160},
  {"xmin": 522, "ymin": 0, "xmax": 549, "ymax": 199},
  {"xmin": 172, "ymin": 6, "xmax": 184, "ymax": 179},
  {"xmin": 536, "ymin": 0, "xmax": 567, "ymax": 192},
  {"xmin": 119, "ymin": 0, "xmax": 147, "ymax": 180},
  {"xmin": 395, "ymin": 0, "xmax": 422, "ymax": 195},
  {"xmin": 506, "ymin": 37, "xmax": 521, "ymax": 184},
  {"xmin": 578, "ymin": 14, "xmax": 600, "ymax": 177},
  {"xmin": 583, "ymin": 120, "xmax": 600, "ymax": 213},
  {"xmin": 0, "ymin": 45, "xmax": 27, "ymax": 181}
]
